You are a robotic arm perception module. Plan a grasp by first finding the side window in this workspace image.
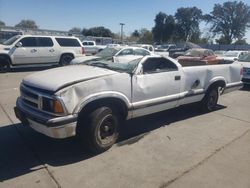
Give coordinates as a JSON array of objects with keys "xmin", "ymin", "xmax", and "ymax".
[
  {"xmin": 134, "ymin": 49, "xmax": 150, "ymax": 56},
  {"xmin": 88, "ymin": 42, "xmax": 94, "ymax": 46},
  {"xmin": 19, "ymin": 37, "xmax": 37, "ymax": 47},
  {"xmin": 117, "ymin": 48, "xmax": 133, "ymax": 56},
  {"xmin": 55, "ymin": 38, "xmax": 81, "ymax": 47},
  {"xmin": 82, "ymin": 42, "xmax": 88, "ymax": 45},
  {"xmin": 143, "ymin": 58, "xmax": 178, "ymax": 74},
  {"xmin": 37, "ymin": 37, "xmax": 53, "ymax": 47}
]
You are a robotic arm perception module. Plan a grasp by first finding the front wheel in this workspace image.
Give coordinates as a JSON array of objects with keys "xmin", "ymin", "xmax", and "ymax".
[
  {"xmin": 200, "ymin": 87, "xmax": 219, "ymax": 112},
  {"xmin": 0, "ymin": 57, "xmax": 10, "ymax": 73},
  {"xmin": 78, "ymin": 106, "xmax": 119, "ymax": 153}
]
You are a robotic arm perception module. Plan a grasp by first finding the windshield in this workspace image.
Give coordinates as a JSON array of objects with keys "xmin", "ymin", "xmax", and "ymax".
[
  {"xmin": 2, "ymin": 35, "xmax": 21, "ymax": 45},
  {"xmin": 95, "ymin": 47, "xmax": 120, "ymax": 59},
  {"xmin": 238, "ymin": 53, "xmax": 250, "ymax": 62},
  {"xmin": 85, "ymin": 58, "xmax": 142, "ymax": 73},
  {"xmin": 224, "ymin": 51, "xmax": 239, "ymax": 57},
  {"xmin": 184, "ymin": 49, "xmax": 204, "ymax": 57}
]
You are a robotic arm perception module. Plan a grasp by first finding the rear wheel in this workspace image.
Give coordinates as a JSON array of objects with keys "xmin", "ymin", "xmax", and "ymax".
[
  {"xmin": 200, "ymin": 87, "xmax": 219, "ymax": 112},
  {"xmin": 78, "ymin": 106, "xmax": 119, "ymax": 154},
  {"xmin": 59, "ymin": 54, "xmax": 74, "ymax": 66}
]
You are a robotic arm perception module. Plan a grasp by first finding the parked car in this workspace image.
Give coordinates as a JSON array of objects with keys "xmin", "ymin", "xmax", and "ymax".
[
  {"xmin": 82, "ymin": 40, "xmax": 106, "ymax": 55},
  {"xmin": 235, "ymin": 51, "xmax": 250, "ymax": 85},
  {"xmin": 169, "ymin": 42, "xmax": 201, "ymax": 58},
  {"xmin": 220, "ymin": 50, "xmax": 248, "ymax": 61},
  {"xmin": 14, "ymin": 55, "xmax": 243, "ymax": 153},
  {"xmin": 132, "ymin": 44, "xmax": 154, "ymax": 52},
  {"xmin": 0, "ymin": 35, "xmax": 84, "ymax": 72},
  {"xmin": 155, "ymin": 44, "xmax": 177, "ymax": 52},
  {"xmin": 214, "ymin": 50, "xmax": 226, "ymax": 57},
  {"xmin": 70, "ymin": 46, "xmax": 151, "ymax": 64},
  {"xmin": 177, "ymin": 48, "xmax": 219, "ymax": 66}
]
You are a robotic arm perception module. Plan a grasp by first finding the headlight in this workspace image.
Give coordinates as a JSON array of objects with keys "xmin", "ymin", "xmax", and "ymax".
[{"xmin": 42, "ymin": 97, "xmax": 64, "ymax": 114}]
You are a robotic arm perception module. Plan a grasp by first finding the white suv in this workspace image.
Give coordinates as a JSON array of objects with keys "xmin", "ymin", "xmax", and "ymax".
[{"xmin": 0, "ymin": 35, "xmax": 84, "ymax": 71}]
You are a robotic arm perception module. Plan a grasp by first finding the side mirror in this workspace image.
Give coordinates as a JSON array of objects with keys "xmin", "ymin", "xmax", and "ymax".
[
  {"xmin": 15, "ymin": 42, "xmax": 22, "ymax": 48},
  {"xmin": 233, "ymin": 58, "xmax": 238, "ymax": 61}
]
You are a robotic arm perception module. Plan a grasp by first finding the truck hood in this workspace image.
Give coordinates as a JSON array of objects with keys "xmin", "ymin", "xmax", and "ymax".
[{"xmin": 23, "ymin": 65, "xmax": 117, "ymax": 92}]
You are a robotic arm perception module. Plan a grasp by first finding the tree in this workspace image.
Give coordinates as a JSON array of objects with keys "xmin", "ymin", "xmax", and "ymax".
[
  {"xmin": 81, "ymin": 28, "xmax": 89, "ymax": 36},
  {"xmin": 152, "ymin": 12, "xmax": 175, "ymax": 43},
  {"xmin": 175, "ymin": 7, "xmax": 203, "ymax": 42},
  {"xmin": 234, "ymin": 39, "xmax": 248, "ymax": 45},
  {"xmin": 138, "ymin": 28, "xmax": 153, "ymax": 44},
  {"xmin": 0, "ymin": 21, "xmax": 5, "ymax": 27},
  {"xmin": 69, "ymin": 27, "xmax": 81, "ymax": 33},
  {"xmin": 152, "ymin": 12, "xmax": 167, "ymax": 43},
  {"xmin": 163, "ymin": 15, "xmax": 175, "ymax": 42},
  {"xmin": 15, "ymin": 19, "xmax": 38, "ymax": 29},
  {"xmin": 204, "ymin": 1, "xmax": 250, "ymax": 44},
  {"xmin": 81, "ymin": 26, "xmax": 113, "ymax": 37},
  {"xmin": 131, "ymin": 30, "xmax": 140, "ymax": 38}
]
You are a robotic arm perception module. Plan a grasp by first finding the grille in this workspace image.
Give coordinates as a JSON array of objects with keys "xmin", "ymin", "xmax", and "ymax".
[
  {"xmin": 243, "ymin": 67, "xmax": 250, "ymax": 76},
  {"xmin": 242, "ymin": 78, "xmax": 250, "ymax": 83},
  {"xmin": 20, "ymin": 85, "xmax": 40, "ymax": 109}
]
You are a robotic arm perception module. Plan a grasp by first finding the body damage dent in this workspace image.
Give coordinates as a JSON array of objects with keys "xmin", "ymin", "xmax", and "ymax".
[{"xmin": 56, "ymin": 73, "xmax": 132, "ymax": 115}]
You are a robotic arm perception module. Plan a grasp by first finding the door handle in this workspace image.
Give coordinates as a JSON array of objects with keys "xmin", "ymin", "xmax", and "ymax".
[
  {"xmin": 175, "ymin": 75, "xmax": 181, "ymax": 80},
  {"xmin": 30, "ymin": 49, "xmax": 37, "ymax": 53},
  {"xmin": 49, "ymin": 49, "xmax": 55, "ymax": 52}
]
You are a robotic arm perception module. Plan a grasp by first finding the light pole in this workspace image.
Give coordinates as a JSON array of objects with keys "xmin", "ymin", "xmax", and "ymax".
[{"xmin": 119, "ymin": 23, "xmax": 125, "ymax": 44}]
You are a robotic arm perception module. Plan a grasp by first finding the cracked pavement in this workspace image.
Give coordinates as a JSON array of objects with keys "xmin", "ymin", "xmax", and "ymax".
[{"xmin": 0, "ymin": 67, "xmax": 250, "ymax": 188}]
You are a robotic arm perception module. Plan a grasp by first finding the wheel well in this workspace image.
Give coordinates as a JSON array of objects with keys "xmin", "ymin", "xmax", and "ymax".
[
  {"xmin": 0, "ymin": 54, "xmax": 11, "ymax": 65},
  {"xmin": 60, "ymin": 53, "xmax": 74, "ymax": 60},
  {"xmin": 78, "ymin": 97, "xmax": 128, "ymax": 122},
  {"xmin": 207, "ymin": 80, "xmax": 226, "ymax": 93}
]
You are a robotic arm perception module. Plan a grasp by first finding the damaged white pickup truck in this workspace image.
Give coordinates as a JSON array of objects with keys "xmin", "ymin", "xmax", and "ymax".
[{"xmin": 14, "ymin": 55, "xmax": 243, "ymax": 153}]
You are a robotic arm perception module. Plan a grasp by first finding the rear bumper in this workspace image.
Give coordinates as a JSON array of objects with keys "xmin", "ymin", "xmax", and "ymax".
[
  {"xmin": 14, "ymin": 97, "xmax": 77, "ymax": 139},
  {"xmin": 242, "ymin": 78, "xmax": 250, "ymax": 85}
]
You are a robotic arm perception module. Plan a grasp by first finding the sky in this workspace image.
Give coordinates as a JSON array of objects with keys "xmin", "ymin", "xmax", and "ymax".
[{"xmin": 0, "ymin": 0, "xmax": 250, "ymax": 42}]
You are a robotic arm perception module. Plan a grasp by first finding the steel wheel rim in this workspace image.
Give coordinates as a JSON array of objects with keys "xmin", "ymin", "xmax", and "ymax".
[
  {"xmin": 98, "ymin": 114, "xmax": 116, "ymax": 145},
  {"xmin": 207, "ymin": 90, "xmax": 218, "ymax": 110}
]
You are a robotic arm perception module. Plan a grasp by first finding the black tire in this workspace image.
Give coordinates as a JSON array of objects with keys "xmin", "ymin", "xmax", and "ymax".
[
  {"xmin": 78, "ymin": 106, "xmax": 119, "ymax": 153},
  {"xmin": 0, "ymin": 57, "xmax": 11, "ymax": 73},
  {"xmin": 200, "ymin": 87, "xmax": 219, "ymax": 112},
  {"xmin": 59, "ymin": 54, "xmax": 74, "ymax": 66}
]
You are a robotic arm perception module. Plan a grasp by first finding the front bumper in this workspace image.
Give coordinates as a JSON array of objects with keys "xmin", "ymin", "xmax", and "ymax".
[{"xmin": 14, "ymin": 97, "xmax": 77, "ymax": 139}]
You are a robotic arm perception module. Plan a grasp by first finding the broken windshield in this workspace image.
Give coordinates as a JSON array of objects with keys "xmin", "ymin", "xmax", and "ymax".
[{"xmin": 85, "ymin": 58, "xmax": 142, "ymax": 73}]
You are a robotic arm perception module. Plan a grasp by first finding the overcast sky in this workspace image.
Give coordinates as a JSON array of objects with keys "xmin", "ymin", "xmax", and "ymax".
[{"xmin": 0, "ymin": 0, "xmax": 250, "ymax": 42}]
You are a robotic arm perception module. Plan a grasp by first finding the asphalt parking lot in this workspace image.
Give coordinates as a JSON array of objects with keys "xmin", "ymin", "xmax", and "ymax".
[{"xmin": 0, "ymin": 67, "xmax": 250, "ymax": 188}]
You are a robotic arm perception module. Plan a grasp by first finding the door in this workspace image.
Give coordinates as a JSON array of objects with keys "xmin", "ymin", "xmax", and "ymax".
[
  {"xmin": 36, "ymin": 37, "xmax": 58, "ymax": 63},
  {"xmin": 12, "ymin": 37, "xmax": 39, "ymax": 64},
  {"xmin": 131, "ymin": 57, "xmax": 181, "ymax": 117}
]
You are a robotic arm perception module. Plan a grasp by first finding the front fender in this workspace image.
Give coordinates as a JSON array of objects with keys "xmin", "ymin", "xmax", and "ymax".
[{"xmin": 73, "ymin": 91, "xmax": 132, "ymax": 114}]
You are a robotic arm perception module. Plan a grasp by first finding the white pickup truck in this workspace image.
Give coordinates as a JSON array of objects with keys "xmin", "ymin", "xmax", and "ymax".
[
  {"xmin": 14, "ymin": 55, "xmax": 243, "ymax": 153},
  {"xmin": 82, "ymin": 41, "xmax": 106, "ymax": 55}
]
